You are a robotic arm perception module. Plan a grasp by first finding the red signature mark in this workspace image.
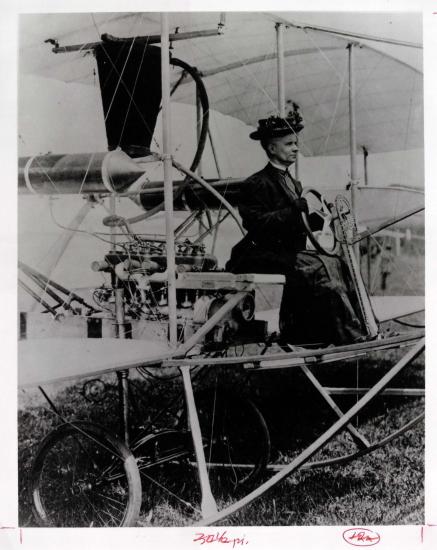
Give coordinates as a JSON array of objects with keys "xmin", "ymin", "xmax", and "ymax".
[
  {"xmin": 343, "ymin": 528, "xmax": 380, "ymax": 547},
  {"xmin": 193, "ymin": 531, "xmax": 249, "ymax": 547}
]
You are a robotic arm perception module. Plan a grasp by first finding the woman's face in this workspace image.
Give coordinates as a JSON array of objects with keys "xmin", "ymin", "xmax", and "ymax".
[{"xmin": 268, "ymin": 133, "xmax": 299, "ymax": 167}]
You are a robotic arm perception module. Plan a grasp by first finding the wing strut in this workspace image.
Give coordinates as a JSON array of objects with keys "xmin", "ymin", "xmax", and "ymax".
[{"xmin": 161, "ymin": 14, "xmax": 177, "ymax": 347}]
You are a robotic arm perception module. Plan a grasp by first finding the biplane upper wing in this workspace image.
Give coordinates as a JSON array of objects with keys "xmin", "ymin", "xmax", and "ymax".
[{"xmin": 19, "ymin": 12, "xmax": 423, "ymax": 157}]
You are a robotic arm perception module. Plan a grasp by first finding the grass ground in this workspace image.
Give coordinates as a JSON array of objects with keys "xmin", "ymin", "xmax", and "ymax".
[
  {"xmin": 18, "ymin": 346, "xmax": 424, "ymax": 527},
  {"xmin": 17, "ymin": 252, "xmax": 425, "ymax": 527}
]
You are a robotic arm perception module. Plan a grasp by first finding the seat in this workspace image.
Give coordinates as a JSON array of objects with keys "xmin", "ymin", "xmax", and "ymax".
[{"xmin": 175, "ymin": 271, "xmax": 285, "ymax": 290}]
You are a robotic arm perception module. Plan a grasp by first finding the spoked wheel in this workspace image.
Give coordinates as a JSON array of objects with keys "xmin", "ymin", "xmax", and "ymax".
[
  {"xmin": 132, "ymin": 388, "xmax": 270, "ymax": 526},
  {"xmin": 301, "ymin": 187, "xmax": 339, "ymax": 256},
  {"xmin": 132, "ymin": 429, "xmax": 196, "ymax": 525},
  {"xmin": 193, "ymin": 388, "xmax": 270, "ymax": 490},
  {"xmin": 191, "ymin": 338, "xmax": 425, "ymax": 526},
  {"xmin": 30, "ymin": 422, "xmax": 142, "ymax": 527}
]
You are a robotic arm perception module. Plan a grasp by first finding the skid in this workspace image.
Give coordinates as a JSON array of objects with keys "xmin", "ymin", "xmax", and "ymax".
[{"xmin": 192, "ymin": 337, "xmax": 424, "ymax": 525}]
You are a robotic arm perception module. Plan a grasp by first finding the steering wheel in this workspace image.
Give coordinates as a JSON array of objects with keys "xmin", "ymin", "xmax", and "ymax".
[{"xmin": 300, "ymin": 188, "xmax": 339, "ymax": 256}]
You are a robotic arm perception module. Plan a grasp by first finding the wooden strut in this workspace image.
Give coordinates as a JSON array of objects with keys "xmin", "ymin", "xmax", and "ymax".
[
  {"xmin": 161, "ymin": 13, "xmax": 178, "ymax": 348},
  {"xmin": 165, "ymin": 330, "xmax": 424, "ymax": 367},
  {"xmin": 189, "ymin": 412, "xmax": 424, "ymax": 474},
  {"xmin": 300, "ymin": 365, "xmax": 370, "ymax": 449},
  {"xmin": 175, "ymin": 291, "xmax": 248, "ymax": 357},
  {"xmin": 181, "ymin": 366, "xmax": 218, "ymax": 517},
  {"xmin": 352, "ymin": 205, "xmax": 425, "ymax": 244},
  {"xmin": 52, "ymin": 28, "xmax": 224, "ymax": 54},
  {"xmin": 18, "ymin": 279, "xmax": 58, "ymax": 317},
  {"xmin": 171, "ymin": 159, "xmax": 245, "ymax": 234},
  {"xmin": 207, "ymin": 127, "xmax": 222, "ymax": 179},
  {"xmin": 19, "ymin": 261, "xmax": 98, "ymax": 313},
  {"xmin": 324, "ymin": 387, "xmax": 424, "ymax": 397},
  {"xmin": 194, "ymin": 337, "xmax": 424, "ymax": 526},
  {"xmin": 115, "ymin": 287, "xmax": 130, "ymax": 446},
  {"xmin": 268, "ymin": 411, "xmax": 424, "ymax": 472}
]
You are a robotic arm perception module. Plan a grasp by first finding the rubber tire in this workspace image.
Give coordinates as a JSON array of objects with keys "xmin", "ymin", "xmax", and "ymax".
[
  {"xmin": 30, "ymin": 421, "xmax": 142, "ymax": 527},
  {"xmin": 187, "ymin": 387, "xmax": 271, "ymax": 489}
]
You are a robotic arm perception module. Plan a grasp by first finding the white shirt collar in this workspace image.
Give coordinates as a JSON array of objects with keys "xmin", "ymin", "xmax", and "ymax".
[{"xmin": 269, "ymin": 160, "xmax": 291, "ymax": 174}]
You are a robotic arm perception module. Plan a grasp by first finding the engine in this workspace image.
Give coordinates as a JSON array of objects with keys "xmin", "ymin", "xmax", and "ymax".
[{"xmin": 91, "ymin": 238, "xmax": 266, "ymax": 348}]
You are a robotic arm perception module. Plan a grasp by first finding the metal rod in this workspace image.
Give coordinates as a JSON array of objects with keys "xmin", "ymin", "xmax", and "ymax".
[
  {"xmin": 29, "ymin": 199, "xmax": 91, "ymax": 313},
  {"xmin": 114, "ymin": 288, "xmax": 127, "ymax": 339},
  {"xmin": 196, "ymin": 338, "xmax": 425, "ymax": 525},
  {"xmin": 196, "ymin": 89, "xmax": 204, "ymax": 237},
  {"xmin": 272, "ymin": 17, "xmax": 422, "ymax": 49},
  {"xmin": 300, "ymin": 365, "xmax": 370, "ymax": 449},
  {"xmin": 52, "ymin": 28, "xmax": 223, "ymax": 54},
  {"xmin": 171, "ymin": 159, "xmax": 245, "ymax": 233},
  {"xmin": 21, "ymin": 270, "xmax": 65, "ymax": 307},
  {"xmin": 276, "ymin": 23, "xmax": 286, "ymax": 118},
  {"xmin": 363, "ymin": 148, "xmax": 371, "ymax": 287},
  {"xmin": 161, "ymin": 13, "xmax": 178, "ymax": 348},
  {"xmin": 324, "ymin": 387, "xmax": 424, "ymax": 397},
  {"xmin": 201, "ymin": 46, "xmax": 342, "ymax": 78},
  {"xmin": 109, "ymin": 195, "xmax": 117, "ymax": 250},
  {"xmin": 348, "ymin": 43, "xmax": 359, "ymax": 200},
  {"xmin": 174, "ymin": 210, "xmax": 202, "ymax": 238},
  {"xmin": 355, "ymin": 185, "xmax": 424, "ymax": 195},
  {"xmin": 262, "ymin": 413, "xmax": 424, "ymax": 472},
  {"xmin": 196, "ymin": 89, "xmax": 203, "ymax": 178},
  {"xmin": 18, "ymin": 279, "xmax": 58, "ymax": 316},
  {"xmin": 347, "ymin": 42, "xmax": 361, "ymax": 264},
  {"xmin": 114, "ymin": 283, "xmax": 130, "ymax": 445},
  {"xmin": 210, "ymin": 213, "xmax": 223, "ymax": 255},
  {"xmin": 363, "ymin": 146, "xmax": 368, "ymax": 186},
  {"xmin": 175, "ymin": 292, "xmax": 248, "ymax": 357},
  {"xmin": 194, "ymin": 211, "xmax": 230, "ymax": 248},
  {"xmin": 180, "ymin": 366, "xmax": 218, "ymax": 517},
  {"xmin": 366, "ymin": 236, "xmax": 372, "ymax": 290},
  {"xmin": 38, "ymin": 386, "xmax": 64, "ymax": 419},
  {"xmin": 342, "ymin": 241, "xmax": 379, "ymax": 338},
  {"xmin": 352, "ymin": 206, "xmax": 425, "ymax": 244},
  {"xmin": 363, "ymin": 145, "xmax": 370, "ymax": 291},
  {"xmin": 207, "ymin": 127, "xmax": 222, "ymax": 179},
  {"xmin": 165, "ymin": 330, "xmax": 423, "ymax": 367},
  {"xmin": 117, "ymin": 370, "xmax": 130, "ymax": 447},
  {"xmin": 19, "ymin": 261, "xmax": 96, "ymax": 310}
]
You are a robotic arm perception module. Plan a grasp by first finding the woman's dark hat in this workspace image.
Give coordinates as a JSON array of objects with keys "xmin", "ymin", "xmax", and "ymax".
[{"xmin": 250, "ymin": 109, "xmax": 304, "ymax": 141}]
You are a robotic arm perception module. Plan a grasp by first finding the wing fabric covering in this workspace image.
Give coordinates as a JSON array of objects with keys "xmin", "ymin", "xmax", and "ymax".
[
  {"xmin": 20, "ymin": 12, "xmax": 423, "ymax": 156},
  {"xmin": 256, "ymin": 295, "xmax": 424, "ymax": 334},
  {"xmin": 95, "ymin": 42, "xmax": 162, "ymax": 156},
  {"xmin": 18, "ymin": 338, "xmax": 171, "ymax": 387}
]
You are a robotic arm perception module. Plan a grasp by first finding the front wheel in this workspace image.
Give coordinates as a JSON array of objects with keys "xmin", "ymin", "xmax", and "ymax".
[
  {"xmin": 131, "ymin": 388, "xmax": 271, "ymax": 526},
  {"xmin": 30, "ymin": 421, "xmax": 142, "ymax": 527},
  {"xmin": 193, "ymin": 388, "xmax": 271, "ymax": 490}
]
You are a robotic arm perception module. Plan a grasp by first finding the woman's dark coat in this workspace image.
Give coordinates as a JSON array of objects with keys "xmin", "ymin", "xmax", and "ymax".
[{"xmin": 226, "ymin": 163, "xmax": 366, "ymax": 345}]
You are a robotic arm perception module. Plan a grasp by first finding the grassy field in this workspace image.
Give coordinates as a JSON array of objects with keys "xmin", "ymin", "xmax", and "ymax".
[
  {"xmin": 17, "ymin": 252, "xmax": 425, "ymax": 527},
  {"xmin": 18, "ymin": 345, "xmax": 424, "ymax": 527}
]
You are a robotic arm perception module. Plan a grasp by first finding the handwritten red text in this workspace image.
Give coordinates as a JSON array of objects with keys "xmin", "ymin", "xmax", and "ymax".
[
  {"xmin": 343, "ymin": 528, "xmax": 380, "ymax": 547},
  {"xmin": 194, "ymin": 531, "xmax": 249, "ymax": 548}
]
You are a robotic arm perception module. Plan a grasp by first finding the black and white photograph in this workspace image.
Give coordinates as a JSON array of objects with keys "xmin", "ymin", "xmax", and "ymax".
[{"xmin": 3, "ymin": 1, "xmax": 437, "ymax": 548}]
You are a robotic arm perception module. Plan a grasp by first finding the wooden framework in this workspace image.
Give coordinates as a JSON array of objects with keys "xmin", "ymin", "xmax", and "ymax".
[{"xmin": 18, "ymin": 13, "xmax": 425, "ymax": 529}]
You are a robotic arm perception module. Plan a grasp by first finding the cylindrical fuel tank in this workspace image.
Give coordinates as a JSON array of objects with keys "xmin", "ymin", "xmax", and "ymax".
[
  {"xmin": 18, "ymin": 150, "xmax": 244, "ymax": 209},
  {"xmin": 18, "ymin": 150, "xmax": 145, "ymax": 195}
]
